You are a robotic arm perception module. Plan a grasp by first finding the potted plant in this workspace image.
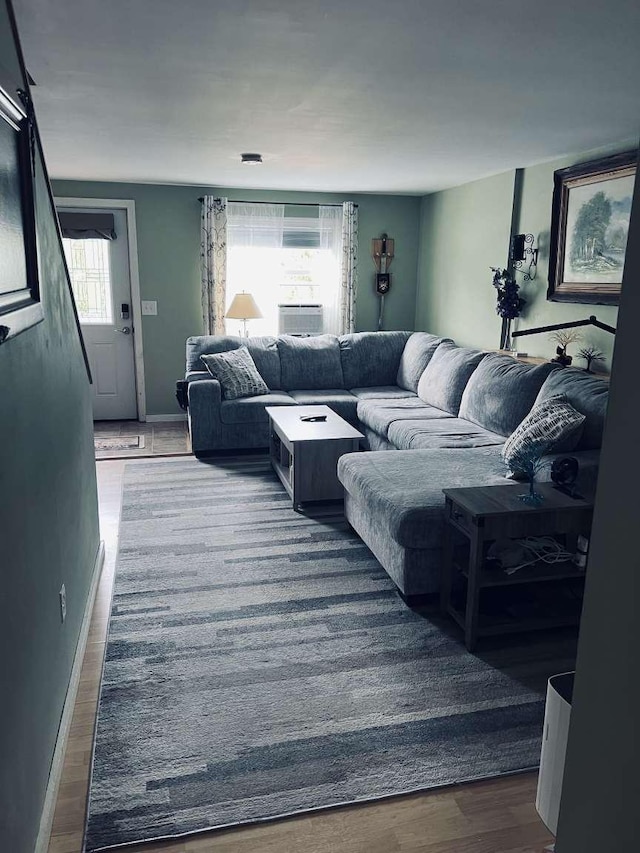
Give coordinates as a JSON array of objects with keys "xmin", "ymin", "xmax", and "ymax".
[{"xmin": 491, "ymin": 267, "xmax": 526, "ymax": 350}]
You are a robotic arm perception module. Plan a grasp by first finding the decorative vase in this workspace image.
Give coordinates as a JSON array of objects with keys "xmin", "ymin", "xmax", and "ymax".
[{"xmin": 500, "ymin": 317, "xmax": 512, "ymax": 351}]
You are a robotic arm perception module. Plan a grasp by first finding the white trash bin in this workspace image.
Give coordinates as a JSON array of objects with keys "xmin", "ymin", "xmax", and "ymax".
[{"xmin": 536, "ymin": 671, "xmax": 574, "ymax": 836}]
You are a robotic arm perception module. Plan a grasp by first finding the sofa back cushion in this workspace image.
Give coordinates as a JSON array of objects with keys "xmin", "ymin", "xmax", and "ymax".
[
  {"xmin": 534, "ymin": 367, "xmax": 609, "ymax": 450},
  {"xmin": 186, "ymin": 335, "xmax": 281, "ymax": 389},
  {"xmin": 458, "ymin": 353, "xmax": 558, "ymax": 437},
  {"xmin": 396, "ymin": 332, "xmax": 448, "ymax": 392},
  {"xmin": 277, "ymin": 334, "xmax": 344, "ymax": 390},
  {"xmin": 340, "ymin": 331, "xmax": 411, "ymax": 388},
  {"xmin": 417, "ymin": 341, "xmax": 485, "ymax": 415}
]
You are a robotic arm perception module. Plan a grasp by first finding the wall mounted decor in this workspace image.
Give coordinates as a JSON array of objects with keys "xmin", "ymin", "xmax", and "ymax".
[
  {"xmin": 0, "ymin": 61, "xmax": 42, "ymax": 344},
  {"xmin": 548, "ymin": 150, "xmax": 637, "ymax": 305},
  {"xmin": 372, "ymin": 234, "xmax": 394, "ymax": 330},
  {"xmin": 510, "ymin": 233, "xmax": 538, "ymax": 281}
]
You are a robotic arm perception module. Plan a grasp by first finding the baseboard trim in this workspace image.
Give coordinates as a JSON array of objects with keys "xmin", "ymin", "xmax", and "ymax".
[
  {"xmin": 146, "ymin": 413, "xmax": 188, "ymax": 422},
  {"xmin": 34, "ymin": 540, "xmax": 106, "ymax": 853}
]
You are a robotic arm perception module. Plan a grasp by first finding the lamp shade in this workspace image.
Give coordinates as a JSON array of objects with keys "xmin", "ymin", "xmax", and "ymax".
[{"xmin": 225, "ymin": 292, "xmax": 262, "ymax": 320}]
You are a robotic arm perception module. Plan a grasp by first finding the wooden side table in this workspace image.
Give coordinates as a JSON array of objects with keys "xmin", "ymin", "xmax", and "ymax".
[{"xmin": 440, "ymin": 483, "xmax": 594, "ymax": 651}]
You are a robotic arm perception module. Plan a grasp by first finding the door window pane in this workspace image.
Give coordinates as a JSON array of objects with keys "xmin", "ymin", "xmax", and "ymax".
[{"xmin": 62, "ymin": 238, "xmax": 113, "ymax": 324}]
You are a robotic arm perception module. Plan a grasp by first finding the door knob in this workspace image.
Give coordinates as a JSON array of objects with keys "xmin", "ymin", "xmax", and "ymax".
[{"xmin": 116, "ymin": 326, "xmax": 132, "ymax": 335}]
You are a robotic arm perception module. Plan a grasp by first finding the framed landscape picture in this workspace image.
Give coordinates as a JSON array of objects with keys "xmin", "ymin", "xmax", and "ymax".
[{"xmin": 548, "ymin": 150, "xmax": 637, "ymax": 305}]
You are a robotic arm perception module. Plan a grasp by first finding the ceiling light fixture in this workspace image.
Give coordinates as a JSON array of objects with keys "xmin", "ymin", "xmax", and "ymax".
[{"xmin": 241, "ymin": 153, "xmax": 263, "ymax": 165}]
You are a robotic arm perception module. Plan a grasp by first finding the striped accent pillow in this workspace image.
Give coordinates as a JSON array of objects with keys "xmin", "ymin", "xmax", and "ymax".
[
  {"xmin": 201, "ymin": 346, "xmax": 269, "ymax": 400},
  {"xmin": 502, "ymin": 394, "xmax": 586, "ymax": 476}
]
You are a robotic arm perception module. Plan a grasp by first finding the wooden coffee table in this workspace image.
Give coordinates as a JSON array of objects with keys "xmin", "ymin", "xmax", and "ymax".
[{"xmin": 266, "ymin": 405, "xmax": 363, "ymax": 511}]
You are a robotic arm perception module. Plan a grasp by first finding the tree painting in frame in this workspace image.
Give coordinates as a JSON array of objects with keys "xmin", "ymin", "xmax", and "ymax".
[{"xmin": 548, "ymin": 150, "xmax": 637, "ymax": 305}]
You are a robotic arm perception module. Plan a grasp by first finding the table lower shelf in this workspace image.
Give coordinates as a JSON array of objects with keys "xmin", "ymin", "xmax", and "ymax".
[
  {"xmin": 455, "ymin": 558, "xmax": 585, "ymax": 588},
  {"xmin": 449, "ymin": 580, "xmax": 584, "ymax": 638},
  {"xmin": 271, "ymin": 456, "xmax": 294, "ymax": 500}
]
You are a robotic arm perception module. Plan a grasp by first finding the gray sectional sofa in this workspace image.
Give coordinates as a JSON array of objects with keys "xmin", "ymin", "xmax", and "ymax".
[
  {"xmin": 183, "ymin": 331, "xmax": 609, "ymax": 598},
  {"xmin": 184, "ymin": 330, "xmax": 445, "ymax": 454}
]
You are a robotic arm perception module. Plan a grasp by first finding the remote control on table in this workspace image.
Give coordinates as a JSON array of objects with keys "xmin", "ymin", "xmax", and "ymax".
[{"xmin": 300, "ymin": 415, "xmax": 327, "ymax": 422}]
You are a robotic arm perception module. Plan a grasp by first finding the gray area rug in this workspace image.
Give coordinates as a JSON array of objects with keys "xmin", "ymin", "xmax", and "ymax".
[{"xmin": 85, "ymin": 456, "xmax": 576, "ymax": 851}]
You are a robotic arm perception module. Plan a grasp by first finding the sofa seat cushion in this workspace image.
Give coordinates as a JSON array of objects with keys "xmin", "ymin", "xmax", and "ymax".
[
  {"xmin": 277, "ymin": 335, "xmax": 344, "ymax": 390},
  {"xmin": 358, "ymin": 398, "xmax": 453, "ymax": 438},
  {"xmin": 396, "ymin": 332, "xmax": 449, "ymax": 392},
  {"xmin": 219, "ymin": 393, "xmax": 296, "ymax": 425},
  {"xmin": 349, "ymin": 386, "xmax": 417, "ymax": 400},
  {"xmin": 288, "ymin": 390, "xmax": 358, "ymax": 423},
  {"xmin": 387, "ymin": 418, "xmax": 506, "ymax": 450},
  {"xmin": 338, "ymin": 447, "xmax": 507, "ymax": 549},
  {"xmin": 187, "ymin": 335, "xmax": 281, "ymax": 389},
  {"xmin": 534, "ymin": 367, "xmax": 609, "ymax": 450},
  {"xmin": 339, "ymin": 331, "xmax": 411, "ymax": 388},
  {"xmin": 417, "ymin": 341, "xmax": 486, "ymax": 415},
  {"xmin": 459, "ymin": 353, "xmax": 559, "ymax": 437}
]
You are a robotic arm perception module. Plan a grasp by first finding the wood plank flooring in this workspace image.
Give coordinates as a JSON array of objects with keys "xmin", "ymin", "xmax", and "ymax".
[{"xmin": 47, "ymin": 457, "xmax": 555, "ymax": 853}]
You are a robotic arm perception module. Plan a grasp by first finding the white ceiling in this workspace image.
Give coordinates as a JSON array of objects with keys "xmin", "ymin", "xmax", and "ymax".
[{"xmin": 12, "ymin": 0, "xmax": 640, "ymax": 194}]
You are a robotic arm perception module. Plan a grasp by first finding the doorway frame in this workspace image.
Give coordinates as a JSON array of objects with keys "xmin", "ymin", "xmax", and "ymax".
[{"xmin": 54, "ymin": 197, "xmax": 147, "ymax": 421}]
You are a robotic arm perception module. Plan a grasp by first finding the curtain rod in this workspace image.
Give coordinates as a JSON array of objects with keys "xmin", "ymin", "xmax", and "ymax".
[{"xmin": 197, "ymin": 197, "xmax": 357, "ymax": 208}]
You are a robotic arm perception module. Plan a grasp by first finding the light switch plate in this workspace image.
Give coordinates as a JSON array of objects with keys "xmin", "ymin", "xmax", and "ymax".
[{"xmin": 141, "ymin": 300, "xmax": 158, "ymax": 316}]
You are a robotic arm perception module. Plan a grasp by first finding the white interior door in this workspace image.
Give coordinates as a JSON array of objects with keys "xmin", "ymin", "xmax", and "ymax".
[{"xmin": 61, "ymin": 207, "xmax": 137, "ymax": 420}]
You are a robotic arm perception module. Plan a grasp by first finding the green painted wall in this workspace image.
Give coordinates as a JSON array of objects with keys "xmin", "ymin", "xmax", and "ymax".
[
  {"xmin": 0, "ymin": 6, "xmax": 100, "ymax": 852},
  {"xmin": 52, "ymin": 181, "xmax": 422, "ymax": 416},
  {"xmin": 415, "ymin": 169, "xmax": 516, "ymax": 351},
  {"xmin": 415, "ymin": 147, "xmax": 630, "ymax": 369}
]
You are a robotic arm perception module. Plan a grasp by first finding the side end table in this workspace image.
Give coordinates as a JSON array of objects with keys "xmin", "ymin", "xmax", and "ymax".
[{"xmin": 440, "ymin": 483, "xmax": 594, "ymax": 651}]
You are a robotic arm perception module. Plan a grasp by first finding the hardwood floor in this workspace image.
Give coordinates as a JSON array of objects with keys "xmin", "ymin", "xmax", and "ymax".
[{"xmin": 47, "ymin": 458, "xmax": 555, "ymax": 853}]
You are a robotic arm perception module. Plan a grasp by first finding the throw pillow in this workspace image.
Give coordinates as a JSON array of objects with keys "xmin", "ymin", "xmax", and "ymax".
[
  {"xmin": 201, "ymin": 346, "xmax": 269, "ymax": 400},
  {"xmin": 502, "ymin": 395, "xmax": 586, "ymax": 477}
]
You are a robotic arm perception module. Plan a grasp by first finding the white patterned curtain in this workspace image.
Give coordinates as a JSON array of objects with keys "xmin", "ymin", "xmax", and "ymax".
[
  {"xmin": 200, "ymin": 196, "xmax": 228, "ymax": 335},
  {"xmin": 226, "ymin": 203, "xmax": 285, "ymax": 336},
  {"xmin": 340, "ymin": 201, "xmax": 358, "ymax": 334},
  {"xmin": 319, "ymin": 205, "xmax": 343, "ymax": 334}
]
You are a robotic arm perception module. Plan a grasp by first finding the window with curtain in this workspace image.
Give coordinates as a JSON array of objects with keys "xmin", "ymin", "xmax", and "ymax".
[{"xmin": 225, "ymin": 202, "xmax": 343, "ymax": 336}]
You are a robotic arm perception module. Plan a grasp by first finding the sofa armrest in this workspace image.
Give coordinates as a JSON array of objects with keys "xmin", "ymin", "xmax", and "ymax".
[
  {"xmin": 188, "ymin": 377, "xmax": 222, "ymax": 409},
  {"xmin": 188, "ymin": 378, "xmax": 224, "ymax": 454},
  {"xmin": 186, "ymin": 370, "xmax": 212, "ymax": 383},
  {"xmin": 176, "ymin": 371, "xmax": 215, "ymax": 410}
]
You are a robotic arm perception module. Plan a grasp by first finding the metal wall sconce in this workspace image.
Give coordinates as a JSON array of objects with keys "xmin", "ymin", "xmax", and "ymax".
[{"xmin": 510, "ymin": 233, "xmax": 538, "ymax": 281}]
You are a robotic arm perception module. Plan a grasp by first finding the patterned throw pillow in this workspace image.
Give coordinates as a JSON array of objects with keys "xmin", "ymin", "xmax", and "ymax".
[
  {"xmin": 201, "ymin": 346, "xmax": 269, "ymax": 400},
  {"xmin": 502, "ymin": 395, "xmax": 586, "ymax": 476}
]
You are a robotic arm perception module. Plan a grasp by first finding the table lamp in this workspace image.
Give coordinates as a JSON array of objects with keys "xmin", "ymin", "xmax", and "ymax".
[{"xmin": 225, "ymin": 292, "xmax": 262, "ymax": 337}]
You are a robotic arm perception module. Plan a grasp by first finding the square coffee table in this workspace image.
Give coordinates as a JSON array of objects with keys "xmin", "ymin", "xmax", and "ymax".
[{"xmin": 266, "ymin": 405, "xmax": 363, "ymax": 511}]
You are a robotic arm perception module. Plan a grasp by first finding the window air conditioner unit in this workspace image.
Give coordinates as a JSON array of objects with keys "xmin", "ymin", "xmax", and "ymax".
[{"xmin": 278, "ymin": 304, "xmax": 323, "ymax": 336}]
